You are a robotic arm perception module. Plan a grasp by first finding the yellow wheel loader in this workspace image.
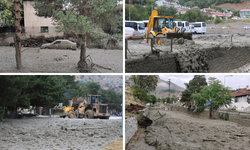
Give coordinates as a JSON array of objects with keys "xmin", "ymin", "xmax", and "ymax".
[
  {"xmin": 145, "ymin": 10, "xmax": 192, "ymax": 46},
  {"xmin": 52, "ymin": 95, "xmax": 110, "ymax": 119}
]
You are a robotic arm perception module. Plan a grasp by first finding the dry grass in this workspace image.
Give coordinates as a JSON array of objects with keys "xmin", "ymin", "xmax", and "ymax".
[{"xmin": 101, "ymin": 140, "xmax": 123, "ymax": 150}]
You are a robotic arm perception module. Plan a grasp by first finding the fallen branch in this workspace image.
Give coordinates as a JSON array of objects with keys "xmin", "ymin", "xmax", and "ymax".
[{"xmin": 203, "ymin": 139, "xmax": 216, "ymax": 142}]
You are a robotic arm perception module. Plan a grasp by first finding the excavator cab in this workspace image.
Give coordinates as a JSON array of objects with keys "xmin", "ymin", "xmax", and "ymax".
[{"xmin": 152, "ymin": 17, "xmax": 174, "ymax": 34}]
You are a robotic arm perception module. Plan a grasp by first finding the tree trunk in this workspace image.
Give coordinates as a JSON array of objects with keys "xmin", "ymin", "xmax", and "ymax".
[
  {"xmin": 77, "ymin": 34, "xmax": 89, "ymax": 72},
  {"xmin": 209, "ymin": 99, "xmax": 213, "ymax": 119},
  {"xmin": 14, "ymin": 0, "xmax": 22, "ymax": 70}
]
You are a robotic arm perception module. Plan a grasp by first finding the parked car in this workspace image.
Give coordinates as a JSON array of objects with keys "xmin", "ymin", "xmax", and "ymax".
[
  {"xmin": 41, "ymin": 39, "xmax": 77, "ymax": 50},
  {"xmin": 244, "ymin": 25, "xmax": 250, "ymax": 29},
  {"xmin": 222, "ymin": 26, "xmax": 229, "ymax": 29},
  {"xmin": 125, "ymin": 30, "xmax": 144, "ymax": 40},
  {"xmin": 17, "ymin": 110, "xmax": 23, "ymax": 118}
]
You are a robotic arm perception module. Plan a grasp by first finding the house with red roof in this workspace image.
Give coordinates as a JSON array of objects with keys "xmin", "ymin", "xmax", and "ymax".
[
  {"xmin": 231, "ymin": 88, "xmax": 250, "ymax": 103},
  {"xmin": 240, "ymin": 9, "xmax": 250, "ymax": 18}
]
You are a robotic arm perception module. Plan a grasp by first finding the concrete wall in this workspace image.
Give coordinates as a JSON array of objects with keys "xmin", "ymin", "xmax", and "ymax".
[
  {"xmin": 125, "ymin": 117, "xmax": 138, "ymax": 145},
  {"xmin": 23, "ymin": 1, "xmax": 63, "ymax": 37}
]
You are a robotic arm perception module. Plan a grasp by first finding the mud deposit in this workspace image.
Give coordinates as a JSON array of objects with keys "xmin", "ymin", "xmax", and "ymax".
[
  {"xmin": 0, "ymin": 46, "xmax": 122, "ymax": 73},
  {"xmin": 126, "ymin": 104, "xmax": 250, "ymax": 150},
  {"xmin": 0, "ymin": 116, "xmax": 122, "ymax": 150},
  {"xmin": 125, "ymin": 34, "xmax": 250, "ymax": 73}
]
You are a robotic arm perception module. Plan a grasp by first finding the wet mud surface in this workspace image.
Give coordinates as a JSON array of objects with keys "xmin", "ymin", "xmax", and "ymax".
[
  {"xmin": 0, "ymin": 47, "xmax": 122, "ymax": 73},
  {"xmin": 0, "ymin": 116, "xmax": 122, "ymax": 150},
  {"xmin": 126, "ymin": 104, "xmax": 250, "ymax": 150}
]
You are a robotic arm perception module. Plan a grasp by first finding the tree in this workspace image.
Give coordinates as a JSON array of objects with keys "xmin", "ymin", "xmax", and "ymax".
[
  {"xmin": 214, "ymin": 16, "xmax": 222, "ymax": 24},
  {"xmin": 34, "ymin": 0, "xmax": 121, "ymax": 72},
  {"xmin": 148, "ymin": 94, "xmax": 156, "ymax": 104},
  {"xmin": 191, "ymin": 77, "xmax": 233, "ymax": 119},
  {"xmin": 0, "ymin": 0, "xmax": 23, "ymax": 70},
  {"xmin": 86, "ymin": 82, "xmax": 101, "ymax": 95},
  {"xmin": 101, "ymin": 89, "xmax": 122, "ymax": 112},
  {"xmin": 126, "ymin": 75, "xmax": 158, "ymax": 92},
  {"xmin": 181, "ymin": 75, "xmax": 207, "ymax": 107},
  {"xmin": 0, "ymin": 76, "xmax": 36, "ymax": 118},
  {"xmin": 29, "ymin": 76, "xmax": 67, "ymax": 110},
  {"xmin": 157, "ymin": 6, "xmax": 178, "ymax": 19}
]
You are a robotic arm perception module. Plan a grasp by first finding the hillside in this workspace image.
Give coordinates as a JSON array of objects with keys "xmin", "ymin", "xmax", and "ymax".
[
  {"xmin": 154, "ymin": 78, "xmax": 185, "ymax": 99},
  {"xmin": 217, "ymin": 1, "xmax": 250, "ymax": 11},
  {"xmin": 75, "ymin": 75, "xmax": 123, "ymax": 93}
]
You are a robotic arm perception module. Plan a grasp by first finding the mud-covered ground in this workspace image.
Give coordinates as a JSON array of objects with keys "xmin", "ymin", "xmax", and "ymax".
[
  {"xmin": 0, "ymin": 116, "xmax": 122, "ymax": 150},
  {"xmin": 126, "ymin": 105, "xmax": 250, "ymax": 150},
  {"xmin": 0, "ymin": 46, "xmax": 122, "ymax": 73},
  {"xmin": 126, "ymin": 34, "xmax": 250, "ymax": 57},
  {"xmin": 126, "ymin": 34, "xmax": 250, "ymax": 72}
]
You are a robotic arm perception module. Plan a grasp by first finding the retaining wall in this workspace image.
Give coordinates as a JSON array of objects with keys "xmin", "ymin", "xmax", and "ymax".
[
  {"xmin": 125, "ymin": 117, "xmax": 138, "ymax": 145},
  {"xmin": 164, "ymin": 104, "xmax": 250, "ymax": 127}
]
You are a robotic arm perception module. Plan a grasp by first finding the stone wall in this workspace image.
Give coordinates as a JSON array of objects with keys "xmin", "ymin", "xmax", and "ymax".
[{"xmin": 125, "ymin": 117, "xmax": 138, "ymax": 145}]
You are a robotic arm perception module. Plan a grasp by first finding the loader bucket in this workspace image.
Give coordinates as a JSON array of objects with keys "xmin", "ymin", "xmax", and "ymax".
[
  {"xmin": 166, "ymin": 33, "xmax": 192, "ymax": 40},
  {"xmin": 52, "ymin": 108, "xmax": 66, "ymax": 117}
]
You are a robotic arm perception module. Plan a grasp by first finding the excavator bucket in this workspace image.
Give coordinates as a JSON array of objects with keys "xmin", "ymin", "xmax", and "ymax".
[
  {"xmin": 166, "ymin": 33, "xmax": 193, "ymax": 40},
  {"xmin": 52, "ymin": 108, "xmax": 66, "ymax": 117}
]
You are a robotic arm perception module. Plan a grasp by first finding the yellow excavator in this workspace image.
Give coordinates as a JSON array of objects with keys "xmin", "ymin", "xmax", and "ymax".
[{"xmin": 145, "ymin": 10, "xmax": 192, "ymax": 46}]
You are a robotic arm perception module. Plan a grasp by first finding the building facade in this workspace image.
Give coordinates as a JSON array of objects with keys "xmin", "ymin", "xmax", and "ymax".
[
  {"xmin": 240, "ymin": 9, "xmax": 250, "ymax": 18},
  {"xmin": 23, "ymin": 0, "xmax": 63, "ymax": 37}
]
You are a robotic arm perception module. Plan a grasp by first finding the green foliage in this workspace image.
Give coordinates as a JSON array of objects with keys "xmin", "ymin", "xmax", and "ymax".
[
  {"xmin": 218, "ymin": 113, "xmax": 229, "ymax": 121},
  {"xmin": 157, "ymin": 6, "xmax": 178, "ymax": 19},
  {"xmin": 214, "ymin": 16, "xmax": 222, "ymax": 24},
  {"xmin": 148, "ymin": 94, "xmax": 157, "ymax": 104},
  {"xmin": 127, "ymin": 75, "xmax": 158, "ymax": 103},
  {"xmin": 0, "ymin": 0, "xmax": 23, "ymax": 26},
  {"xmin": 101, "ymin": 89, "xmax": 122, "ymax": 112},
  {"xmin": 0, "ymin": 108, "xmax": 4, "ymax": 121},
  {"xmin": 86, "ymin": 82, "xmax": 101, "ymax": 95},
  {"xmin": 181, "ymin": 8, "xmax": 213, "ymax": 22},
  {"xmin": 181, "ymin": 75, "xmax": 207, "ymax": 106},
  {"xmin": 192, "ymin": 77, "xmax": 233, "ymax": 119}
]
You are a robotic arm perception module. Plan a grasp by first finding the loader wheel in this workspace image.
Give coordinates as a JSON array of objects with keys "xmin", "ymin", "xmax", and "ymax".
[
  {"xmin": 68, "ymin": 111, "xmax": 76, "ymax": 118},
  {"xmin": 85, "ymin": 110, "xmax": 94, "ymax": 119},
  {"xmin": 75, "ymin": 109, "xmax": 80, "ymax": 118}
]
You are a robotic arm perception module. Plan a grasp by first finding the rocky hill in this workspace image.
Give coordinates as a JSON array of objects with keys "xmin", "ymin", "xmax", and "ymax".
[
  {"xmin": 75, "ymin": 75, "xmax": 123, "ymax": 93},
  {"xmin": 217, "ymin": 0, "xmax": 250, "ymax": 11}
]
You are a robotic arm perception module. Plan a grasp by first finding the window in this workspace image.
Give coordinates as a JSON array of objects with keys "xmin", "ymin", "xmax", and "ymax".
[
  {"xmin": 41, "ymin": 26, "xmax": 48, "ymax": 33},
  {"xmin": 202, "ymin": 22, "xmax": 206, "ymax": 27}
]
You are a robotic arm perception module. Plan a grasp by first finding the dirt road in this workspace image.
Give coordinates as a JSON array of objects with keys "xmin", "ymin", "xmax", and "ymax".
[
  {"xmin": 126, "ymin": 105, "xmax": 250, "ymax": 150},
  {"xmin": 0, "ymin": 116, "xmax": 122, "ymax": 150},
  {"xmin": 0, "ymin": 46, "xmax": 122, "ymax": 73}
]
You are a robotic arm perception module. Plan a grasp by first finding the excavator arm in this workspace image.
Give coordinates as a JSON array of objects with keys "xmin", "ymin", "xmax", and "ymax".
[{"xmin": 145, "ymin": 10, "xmax": 158, "ymax": 39}]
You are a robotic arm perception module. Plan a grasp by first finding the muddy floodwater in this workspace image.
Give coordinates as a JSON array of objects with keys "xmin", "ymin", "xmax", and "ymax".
[{"xmin": 0, "ymin": 116, "xmax": 122, "ymax": 150}]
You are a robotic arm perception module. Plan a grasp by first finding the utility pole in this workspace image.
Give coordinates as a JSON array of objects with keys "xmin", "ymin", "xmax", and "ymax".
[{"xmin": 169, "ymin": 79, "xmax": 171, "ymax": 101}]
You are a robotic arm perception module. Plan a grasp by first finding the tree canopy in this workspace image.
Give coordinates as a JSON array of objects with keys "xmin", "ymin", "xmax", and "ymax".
[
  {"xmin": 178, "ymin": 0, "xmax": 241, "ymax": 9},
  {"xmin": 181, "ymin": 75, "xmax": 207, "ymax": 106},
  {"xmin": 0, "ymin": 75, "xmax": 122, "ymax": 118},
  {"xmin": 33, "ymin": 0, "xmax": 122, "ymax": 71},
  {"xmin": 0, "ymin": 0, "xmax": 23, "ymax": 26},
  {"xmin": 191, "ymin": 77, "xmax": 233, "ymax": 119},
  {"xmin": 126, "ymin": 75, "xmax": 158, "ymax": 103}
]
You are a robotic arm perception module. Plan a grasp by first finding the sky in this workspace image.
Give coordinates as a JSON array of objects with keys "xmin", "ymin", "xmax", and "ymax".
[{"xmin": 159, "ymin": 74, "xmax": 250, "ymax": 90}]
